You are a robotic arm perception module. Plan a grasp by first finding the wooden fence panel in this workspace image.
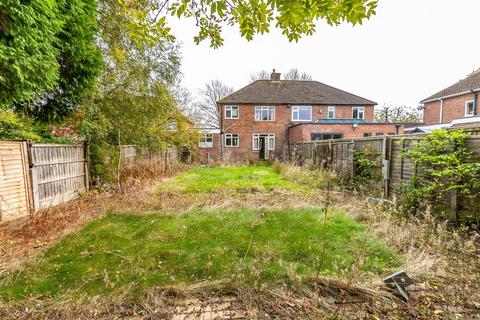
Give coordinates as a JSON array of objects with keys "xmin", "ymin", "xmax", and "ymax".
[
  {"xmin": 0, "ymin": 141, "xmax": 32, "ymax": 221},
  {"xmin": 30, "ymin": 144, "xmax": 88, "ymax": 211},
  {"xmin": 120, "ymin": 145, "xmax": 137, "ymax": 165}
]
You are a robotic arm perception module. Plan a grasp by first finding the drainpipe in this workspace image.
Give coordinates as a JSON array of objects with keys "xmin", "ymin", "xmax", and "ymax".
[
  {"xmin": 287, "ymin": 125, "xmax": 292, "ymax": 160},
  {"xmin": 218, "ymin": 103, "xmax": 224, "ymax": 160},
  {"xmin": 439, "ymin": 98, "xmax": 444, "ymax": 124},
  {"xmin": 471, "ymin": 89, "xmax": 478, "ymax": 116}
]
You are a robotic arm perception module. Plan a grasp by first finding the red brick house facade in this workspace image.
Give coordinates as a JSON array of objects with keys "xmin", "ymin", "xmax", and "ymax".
[
  {"xmin": 197, "ymin": 70, "xmax": 403, "ymax": 162},
  {"xmin": 420, "ymin": 69, "xmax": 480, "ymax": 128}
]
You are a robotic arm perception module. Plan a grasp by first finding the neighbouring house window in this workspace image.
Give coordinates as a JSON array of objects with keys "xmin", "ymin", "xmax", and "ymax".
[
  {"xmin": 225, "ymin": 133, "xmax": 239, "ymax": 147},
  {"xmin": 252, "ymin": 134, "xmax": 275, "ymax": 151},
  {"xmin": 198, "ymin": 133, "xmax": 213, "ymax": 148},
  {"xmin": 327, "ymin": 106, "xmax": 335, "ymax": 119},
  {"xmin": 364, "ymin": 133, "xmax": 372, "ymax": 137},
  {"xmin": 352, "ymin": 107, "xmax": 365, "ymax": 119},
  {"xmin": 225, "ymin": 105, "xmax": 239, "ymax": 119},
  {"xmin": 311, "ymin": 133, "xmax": 343, "ymax": 140},
  {"xmin": 291, "ymin": 106, "xmax": 312, "ymax": 121},
  {"xmin": 255, "ymin": 106, "xmax": 275, "ymax": 121},
  {"xmin": 465, "ymin": 100, "xmax": 475, "ymax": 117}
]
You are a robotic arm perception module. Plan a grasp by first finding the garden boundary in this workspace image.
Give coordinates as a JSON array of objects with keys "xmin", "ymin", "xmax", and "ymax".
[
  {"xmin": 0, "ymin": 142, "xmax": 174, "ymax": 222},
  {"xmin": 284, "ymin": 129, "xmax": 480, "ymax": 215}
]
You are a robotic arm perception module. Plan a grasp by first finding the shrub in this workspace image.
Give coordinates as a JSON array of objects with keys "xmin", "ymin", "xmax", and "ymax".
[{"xmin": 401, "ymin": 129, "xmax": 480, "ymax": 222}]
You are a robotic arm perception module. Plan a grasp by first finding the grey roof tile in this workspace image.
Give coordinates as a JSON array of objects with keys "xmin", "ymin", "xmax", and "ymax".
[
  {"xmin": 218, "ymin": 80, "xmax": 376, "ymax": 105},
  {"xmin": 421, "ymin": 69, "xmax": 480, "ymax": 102}
]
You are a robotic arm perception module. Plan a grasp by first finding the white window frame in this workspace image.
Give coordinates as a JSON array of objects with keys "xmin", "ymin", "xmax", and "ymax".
[
  {"xmin": 224, "ymin": 105, "xmax": 239, "ymax": 119},
  {"xmin": 465, "ymin": 100, "xmax": 475, "ymax": 117},
  {"xmin": 327, "ymin": 106, "xmax": 335, "ymax": 119},
  {"xmin": 224, "ymin": 133, "xmax": 239, "ymax": 147},
  {"xmin": 198, "ymin": 133, "xmax": 213, "ymax": 148},
  {"xmin": 291, "ymin": 106, "xmax": 312, "ymax": 121},
  {"xmin": 255, "ymin": 106, "xmax": 275, "ymax": 121},
  {"xmin": 252, "ymin": 134, "xmax": 275, "ymax": 151},
  {"xmin": 352, "ymin": 106, "xmax": 365, "ymax": 120}
]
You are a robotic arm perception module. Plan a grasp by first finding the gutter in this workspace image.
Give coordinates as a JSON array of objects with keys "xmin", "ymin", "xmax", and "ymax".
[{"xmin": 422, "ymin": 88, "xmax": 480, "ymax": 104}]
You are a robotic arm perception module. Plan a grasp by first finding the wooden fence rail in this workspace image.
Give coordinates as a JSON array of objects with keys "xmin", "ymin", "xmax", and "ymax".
[
  {"xmin": 285, "ymin": 132, "xmax": 480, "ymax": 214},
  {"xmin": 0, "ymin": 142, "xmax": 148, "ymax": 222},
  {"xmin": 30, "ymin": 143, "xmax": 89, "ymax": 211}
]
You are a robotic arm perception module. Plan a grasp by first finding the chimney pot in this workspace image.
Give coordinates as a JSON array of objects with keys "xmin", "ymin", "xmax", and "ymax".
[{"xmin": 270, "ymin": 69, "xmax": 281, "ymax": 81}]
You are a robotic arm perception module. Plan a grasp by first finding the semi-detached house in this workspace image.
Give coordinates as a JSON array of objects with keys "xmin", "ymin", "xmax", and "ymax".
[
  {"xmin": 408, "ymin": 68, "xmax": 480, "ymax": 133},
  {"xmin": 197, "ymin": 70, "xmax": 403, "ymax": 162}
]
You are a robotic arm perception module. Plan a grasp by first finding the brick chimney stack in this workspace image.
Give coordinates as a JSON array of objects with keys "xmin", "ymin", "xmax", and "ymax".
[{"xmin": 270, "ymin": 69, "xmax": 281, "ymax": 81}]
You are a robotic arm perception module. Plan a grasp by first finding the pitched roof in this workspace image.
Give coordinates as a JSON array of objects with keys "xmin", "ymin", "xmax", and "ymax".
[
  {"xmin": 421, "ymin": 69, "xmax": 480, "ymax": 103},
  {"xmin": 218, "ymin": 80, "xmax": 376, "ymax": 105}
]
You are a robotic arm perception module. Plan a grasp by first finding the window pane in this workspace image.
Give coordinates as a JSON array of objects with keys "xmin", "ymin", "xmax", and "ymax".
[
  {"xmin": 353, "ymin": 108, "xmax": 358, "ymax": 119},
  {"xmin": 299, "ymin": 108, "xmax": 310, "ymax": 120},
  {"xmin": 268, "ymin": 136, "xmax": 274, "ymax": 150}
]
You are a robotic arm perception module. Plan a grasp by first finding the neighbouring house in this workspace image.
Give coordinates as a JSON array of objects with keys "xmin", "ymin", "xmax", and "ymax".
[
  {"xmin": 197, "ymin": 70, "xmax": 403, "ymax": 162},
  {"xmin": 408, "ymin": 68, "xmax": 480, "ymax": 133}
]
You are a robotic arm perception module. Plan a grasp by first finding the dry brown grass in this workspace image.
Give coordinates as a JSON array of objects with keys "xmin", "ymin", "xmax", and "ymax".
[
  {"xmin": 0, "ymin": 158, "xmax": 184, "ymax": 270},
  {"xmin": 1, "ymin": 162, "xmax": 479, "ymax": 319}
]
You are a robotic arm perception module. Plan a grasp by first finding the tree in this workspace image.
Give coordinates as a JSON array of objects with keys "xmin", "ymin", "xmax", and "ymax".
[
  {"xmin": 375, "ymin": 103, "xmax": 422, "ymax": 123},
  {"xmin": 194, "ymin": 80, "xmax": 234, "ymax": 128},
  {"xmin": 0, "ymin": 109, "xmax": 41, "ymax": 141},
  {"xmin": 0, "ymin": 0, "xmax": 61, "ymax": 108},
  {"xmin": 283, "ymin": 68, "xmax": 312, "ymax": 80},
  {"xmin": 250, "ymin": 68, "xmax": 312, "ymax": 81},
  {"xmin": 169, "ymin": 0, "xmax": 378, "ymax": 48},
  {"xmin": 1, "ymin": 0, "xmax": 103, "ymax": 122},
  {"xmin": 250, "ymin": 70, "xmax": 271, "ymax": 82}
]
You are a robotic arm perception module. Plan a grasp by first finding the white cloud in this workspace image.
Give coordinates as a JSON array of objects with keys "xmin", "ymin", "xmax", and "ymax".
[{"xmin": 169, "ymin": 0, "xmax": 480, "ymax": 109}]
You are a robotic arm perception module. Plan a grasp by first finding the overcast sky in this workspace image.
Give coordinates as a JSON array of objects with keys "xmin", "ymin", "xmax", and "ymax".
[{"xmin": 169, "ymin": 0, "xmax": 480, "ymax": 109}]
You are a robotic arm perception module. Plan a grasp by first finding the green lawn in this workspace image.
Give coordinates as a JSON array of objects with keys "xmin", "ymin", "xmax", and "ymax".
[
  {"xmin": 0, "ymin": 208, "xmax": 399, "ymax": 300},
  {"xmin": 156, "ymin": 165, "xmax": 300, "ymax": 193}
]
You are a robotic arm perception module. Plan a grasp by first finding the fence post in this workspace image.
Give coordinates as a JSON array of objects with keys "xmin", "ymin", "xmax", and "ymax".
[
  {"xmin": 382, "ymin": 136, "xmax": 389, "ymax": 197},
  {"xmin": 83, "ymin": 141, "xmax": 90, "ymax": 192}
]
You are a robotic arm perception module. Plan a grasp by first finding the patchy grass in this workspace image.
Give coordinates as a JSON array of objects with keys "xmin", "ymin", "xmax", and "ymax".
[
  {"xmin": 156, "ymin": 165, "xmax": 300, "ymax": 193},
  {"xmin": 0, "ymin": 208, "xmax": 399, "ymax": 301}
]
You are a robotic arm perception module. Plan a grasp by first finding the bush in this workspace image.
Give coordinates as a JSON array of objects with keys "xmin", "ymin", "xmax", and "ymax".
[{"xmin": 401, "ymin": 129, "xmax": 480, "ymax": 222}]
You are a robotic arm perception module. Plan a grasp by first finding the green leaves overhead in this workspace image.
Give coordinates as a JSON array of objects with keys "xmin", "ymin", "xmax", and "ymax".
[
  {"xmin": 169, "ymin": 0, "xmax": 378, "ymax": 48},
  {"xmin": 0, "ymin": 0, "xmax": 103, "ymax": 122},
  {"xmin": 0, "ymin": 0, "xmax": 61, "ymax": 107}
]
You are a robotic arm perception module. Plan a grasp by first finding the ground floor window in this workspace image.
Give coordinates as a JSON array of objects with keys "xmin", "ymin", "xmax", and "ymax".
[
  {"xmin": 252, "ymin": 134, "xmax": 275, "ymax": 150},
  {"xmin": 375, "ymin": 132, "xmax": 384, "ymax": 136},
  {"xmin": 311, "ymin": 133, "xmax": 343, "ymax": 141},
  {"xmin": 225, "ymin": 134, "xmax": 239, "ymax": 147},
  {"xmin": 198, "ymin": 133, "xmax": 213, "ymax": 148},
  {"xmin": 363, "ymin": 133, "xmax": 372, "ymax": 137}
]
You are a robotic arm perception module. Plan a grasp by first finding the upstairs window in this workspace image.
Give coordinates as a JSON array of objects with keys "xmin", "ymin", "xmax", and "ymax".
[
  {"xmin": 255, "ymin": 106, "xmax": 275, "ymax": 121},
  {"xmin": 225, "ymin": 133, "xmax": 239, "ymax": 147},
  {"xmin": 352, "ymin": 107, "xmax": 365, "ymax": 119},
  {"xmin": 465, "ymin": 100, "xmax": 475, "ymax": 117},
  {"xmin": 225, "ymin": 105, "xmax": 239, "ymax": 119},
  {"xmin": 198, "ymin": 133, "xmax": 213, "ymax": 148},
  {"xmin": 292, "ymin": 106, "xmax": 312, "ymax": 121},
  {"xmin": 327, "ymin": 106, "xmax": 335, "ymax": 119}
]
